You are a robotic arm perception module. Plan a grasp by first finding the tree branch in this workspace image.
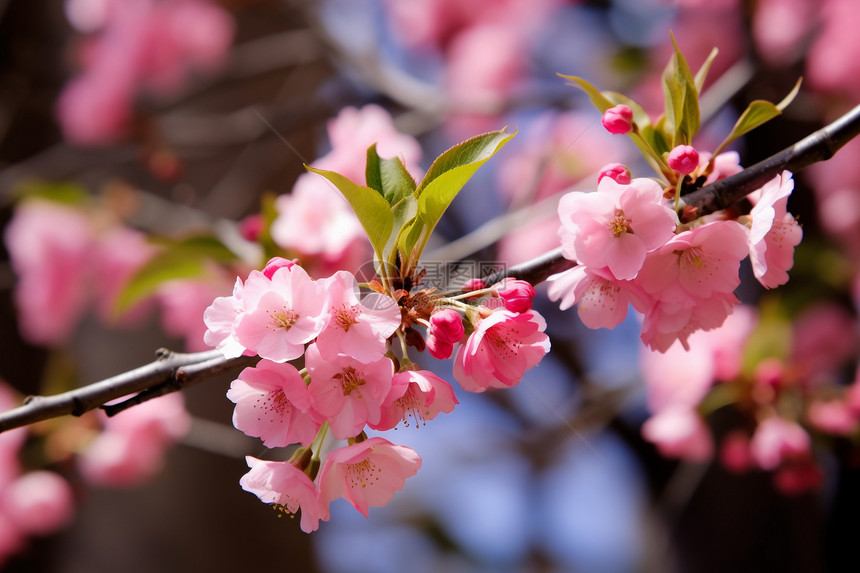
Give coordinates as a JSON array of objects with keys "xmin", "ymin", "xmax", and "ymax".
[{"xmin": 0, "ymin": 349, "xmax": 257, "ymax": 433}]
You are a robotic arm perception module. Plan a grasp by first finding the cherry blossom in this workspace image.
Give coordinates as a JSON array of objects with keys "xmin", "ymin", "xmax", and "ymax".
[
  {"xmin": 317, "ymin": 437, "xmax": 421, "ymax": 519},
  {"xmin": 747, "ymin": 171, "xmax": 802, "ymax": 288},
  {"xmin": 495, "ymin": 278, "xmax": 536, "ymax": 313},
  {"xmin": 598, "ymin": 162, "xmax": 632, "ymax": 184},
  {"xmin": 315, "ymin": 271, "xmax": 401, "ymax": 363},
  {"xmin": 452, "ymin": 309, "xmax": 550, "ymax": 392},
  {"xmin": 227, "ymin": 360, "xmax": 320, "ymax": 448},
  {"xmin": 305, "ymin": 344, "xmax": 394, "ymax": 439},
  {"xmin": 239, "ymin": 456, "xmax": 323, "ymax": 533},
  {"xmin": 371, "ymin": 369, "xmax": 459, "ymax": 430},
  {"xmin": 641, "ymin": 406, "xmax": 713, "ymax": 462},
  {"xmin": 233, "ymin": 265, "xmax": 328, "ymax": 363},
  {"xmin": 558, "ymin": 177, "xmax": 678, "ymax": 281},
  {"xmin": 1, "ymin": 471, "xmax": 75, "ymax": 536},
  {"xmin": 749, "ymin": 416, "xmax": 811, "ymax": 471},
  {"xmin": 203, "ymin": 276, "xmax": 250, "ymax": 359},
  {"xmin": 667, "ymin": 145, "xmax": 700, "ymax": 175}
]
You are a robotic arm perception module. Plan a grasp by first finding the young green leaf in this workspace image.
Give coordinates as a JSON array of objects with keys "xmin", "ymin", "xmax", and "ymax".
[
  {"xmin": 113, "ymin": 235, "xmax": 237, "ymax": 317},
  {"xmin": 398, "ymin": 128, "xmax": 515, "ymax": 276},
  {"xmin": 365, "ymin": 144, "xmax": 417, "ymax": 205},
  {"xmin": 661, "ymin": 34, "xmax": 700, "ymax": 146},
  {"xmin": 693, "ymin": 47, "xmax": 719, "ymax": 93},
  {"xmin": 305, "ymin": 165, "xmax": 394, "ymax": 261}
]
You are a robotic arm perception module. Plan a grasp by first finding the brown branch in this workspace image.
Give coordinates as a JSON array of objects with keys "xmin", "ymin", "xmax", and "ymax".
[{"xmin": 0, "ymin": 349, "xmax": 256, "ymax": 433}]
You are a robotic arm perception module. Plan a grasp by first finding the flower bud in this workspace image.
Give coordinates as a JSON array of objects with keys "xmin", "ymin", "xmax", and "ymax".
[
  {"xmin": 597, "ymin": 162, "xmax": 631, "ymax": 185},
  {"xmin": 601, "ymin": 105, "xmax": 633, "ymax": 135},
  {"xmin": 462, "ymin": 278, "xmax": 487, "ymax": 293},
  {"xmin": 667, "ymin": 145, "xmax": 700, "ymax": 175},
  {"xmin": 425, "ymin": 334, "xmax": 453, "ymax": 359},
  {"xmin": 495, "ymin": 278, "xmax": 536, "ymax": 313},
  {"xmin": 262, "ymin": 256, "xmax": 297, "ymax": 279},
  {"xmin": 430, "ymin": 309, "xmax": 465, "ymax": 344}
]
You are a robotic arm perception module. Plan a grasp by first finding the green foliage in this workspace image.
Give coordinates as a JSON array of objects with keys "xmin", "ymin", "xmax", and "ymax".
[
  {"xmin": 661, "ymin": 34, "xmax": 700, "ymax": 147},
  {"xmin": 308, "ymin": 127, "xmax": 514, "ymax": 284},
  {"xmin": 113, "ymin": 234, "xmax": 238, "ymax": 317},
  {"xmin": 15, "ymin": 181, "xmax": 90, "ymax": 205}
]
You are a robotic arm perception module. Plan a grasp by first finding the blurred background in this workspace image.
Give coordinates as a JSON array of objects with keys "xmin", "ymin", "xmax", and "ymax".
[{"xmin": 0, "ymin": 0, "xmax": 859, "ymax": 571}]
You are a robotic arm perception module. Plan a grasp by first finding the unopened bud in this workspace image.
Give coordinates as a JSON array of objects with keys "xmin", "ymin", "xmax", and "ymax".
[
  {"xmin": 601, "ymin": 105, "xmax": 633, "ymax": 135},
  {"xmin": 667, "ymin": 145, "xmax": 700, "ymax": 175}
]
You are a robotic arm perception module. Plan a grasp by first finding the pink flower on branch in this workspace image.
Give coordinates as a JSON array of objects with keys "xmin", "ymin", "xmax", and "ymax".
[
  {"xmin": 371, "ymin": 369, "xmax": 459, "ymax": 431},
  {"xmin": 233, "ymin": 265, "xmax": 328, "ymax": 363},
  {"xmin": 227, "ymin": 360, "xmax": 320, "ymax": 448},
  {"xmin": 667, "ymin": 145, "xmax": 700, "ymax": 175},
  {"xmin": 558, "ymin": 177, "xmax": 678, "ymax": 281},
  {"xmin": 318, "ymin": 437, "xmax": 421, "ymax": 520},
  {"xmin": 747, "ymin": 171, "xmax": 802, "ymax": 289},
  {"xmin": 452, "ymin": 309, "xmax": 550, "ymax": 392},
  {"xmin": 305, "ymin": 344, "xmax": 393, "ymax": 440},
  {"xmin": 239, "ymin": 456, "xmax": 323, "ymax": 533},
  {"xmin": 315, "ymin": 271, "xmax": 401, "ymax": 363}
]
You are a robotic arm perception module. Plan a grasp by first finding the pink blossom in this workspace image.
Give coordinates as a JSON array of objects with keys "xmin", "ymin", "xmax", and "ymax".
[
  {"xmin": 753, "ymin": 0, "xmax": 815, "ymax": 65},
  {"xmin": 495, "ymin": 278, "xmax": 536, "ymax": 313},
  {"xmin": 462, "ymin": 278, "xmax": 487, "ymax": 293},
  {"xmin": 702, "ymin": 151, "xmax": 743, "ymax": 185},
  {"xmin": 315, "ymin": 271, "xmax": 401, "ymax": 363},
  {"xmin": 4, "ymin": 200, "xmax": 94, "ymax": 345},
  {"xmin": 667, "ymin": 145, "xmax": 700, "ymax": 175},
  {"xmin": 234, "ymin": 265, "xmax": 328, "ymax": 362},
  {"xmin": 239, "ymin": 456, "xmax": 323, "ymax": 533},
  {"xmin": 371, "ymin": 370, "xmax": 459, "ymax": 430},
  {"xmin": 227, "ymin": 360, "xmax": 320, "ymax": 448},
  {"xmin": 92, "ymin": 225, "xmax": 156, "ymax": 323},
  {"xmin": 558, "ymin": 177, "xmax": 678, "ymax": 280},
  {"xmin": 203, "ymin": 276, "xmax": 250, "ymax": 359},
  {"xmin": 546, "ymin": 265, "xmax": 653, "ymax": 330},
  {"xmin": 747, "ymin": 172, "xmax": 802, "ymax": 289},
  {"xmin": 429, "ymin": 308, "xmax": 465, "ymax": 344},
  {"xmin": 601, "ymin": 105, "xmax": 634, "ymax": 135},
  {"xmin": 0, "ymin": 512, "xmax": 25, "ymax": 567},
  {"xmin": 2, "ymin": 471, "xmax": 74, "ymax": 536},
  {"xmin": 452, "ymin": 309, "xmax": 550, "ymax": 392},
  {"xmin": 598, "ymin": 163, "xmax": 632, "ymax": 184},
  {"xmin": 317, "ymin": 437, "xmax": 421, "ymax": 519},
  {"xmin": 807, "ymin": 0, "xmax": 860, "ymax": 99},
  {"xmin": 641, "ymin": 407, "xmax": 713, "ymax": 462},
  {"xmin": 305, "ymin": 343, "xmax": 393, "ymax": 439},
  {"xmin": 750, "ymin": 416, "xmax": 811, "ymax": 471},
  {"xmin": 639, "ymin": 291, "xmax": 738, "ymax": 353},
  {"xmin": 791, "ymin": 303, "xmax": 859, "ymax": 382}
]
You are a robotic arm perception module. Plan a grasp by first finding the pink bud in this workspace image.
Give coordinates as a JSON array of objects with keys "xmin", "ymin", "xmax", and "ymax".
[
  {"xmin": 239, "ymin": 214, "xmax": 264, "ymax": 242},
  {"xmin": 597, "ymin": 162, "xmax": 632, "ymax": 185},
  {"xmin": 462, "ymin": 278, "xmax": 487, "ymax": 293},
  {"xmin": 262, "ymin": 256, "xmax": 298, "ymax": 279},
  {"xmin": 430, "ymin": 309, "xmax": 465, "ymax": 344},
  {"xmin": 667, "ymin": 145, "xmax": 700, "ymax": 175},
  {"xmin": 495, "ymin": 278, "xmax": 536, "ymax": 313},
  {"xmin": 425, "ymin": 334, "xmax": 453, "ymax": 359},
  {"xmin": 601, "ymin": 105, "xmax": 633, "ymax": 135}
]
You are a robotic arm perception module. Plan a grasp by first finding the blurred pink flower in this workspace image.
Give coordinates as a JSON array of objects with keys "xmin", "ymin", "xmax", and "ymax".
[
  {"xmin": 750, "ymin": 416, "xmax": 810, "ymax": 471},
  {"xmin": 807, "ymin": 0, "xmax": 860, "ymax": 99},
  {"xmin": 318, "ymin": 437, "xmax": 421, "ymax": 519},
  {"xmin": 641, "ymin": 407, "xmax": 713, "ymax": 462},
  {"xmin": 227, "ymin": 360, "xmax": 319, "ymax": 448},
  {"xmin": 807, "ymin": 400, "xmax": 857, "ymax": 436},
  {"xmin": 240, "ymin": 456, "xmax": 323, "ymax": 533},
  {"xmin": 452, "ymin": 309, "xmax": 550, "ymax": 392},
  {"xmin": 720, "ymin": 430, "xmax": 753, "ymax": 473},
  {"xmin": 2, "ymin": 471, "xmax": 74, "ymax": 536},
  {"xmin": 791, "ymin": 303, "xmax": 859, "ymax": 383},
  {"xmin": 753, "ymin": 0, "xmax": 816, "ymax": 65},
  {"xmin": 4, "ymin": 201, "xmax": 94, "ymax": 345}
]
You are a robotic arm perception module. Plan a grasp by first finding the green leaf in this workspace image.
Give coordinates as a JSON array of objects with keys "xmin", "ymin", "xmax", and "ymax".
[
  {"xmin": 305, "ymin": 165, "xmax": 394, "ymax": 261},
  {"xmin": 693, "ymin": 47, "xmax": 719, "ymax": 93},
  {"xmin": 113, "ymin": 235, "xmax": 237, "ymax": 317},
  {"xmin": 15, "ymin": 181, "xmax": 89, "ymax": 205},
  {"xmin": 558, "ymin": 74, "xmax": 615, "ymax": 113},
  {"xmin": 661, "ymin": 34, "xmax": 700, "ymax": 146},
  {"xmin": 386, "ymin": 194, "xmax": 418, "ymax": 266},
  {"xmin": 398, "ymin": 128, "xmax": 515, "ymax": 274},
  {"xmin": 365, "ymin": 144, "xmax": 417, "ymax": 205}
]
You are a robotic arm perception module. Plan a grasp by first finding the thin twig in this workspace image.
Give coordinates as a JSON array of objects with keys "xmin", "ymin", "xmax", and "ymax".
[{"xmin": 0, "ymin": 349, "xmax": 254, "ymax": 433}]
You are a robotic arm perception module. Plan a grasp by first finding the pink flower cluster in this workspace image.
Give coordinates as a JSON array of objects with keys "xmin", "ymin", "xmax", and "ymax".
[
  {"xmin": 57, "ymin": 0, "xmax": 234, "ymax": 144},
  {"xmin": 204, "ymin": 257, "xmax": 550, "ymax": 530},
  {"xmin": 547, "ymin": 168, "xmax": 802, "ymax": 352}
]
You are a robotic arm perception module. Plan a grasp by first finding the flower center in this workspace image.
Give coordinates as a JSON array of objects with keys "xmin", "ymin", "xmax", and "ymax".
[
  {"xmin": 347, "ymin": 458, "xmax": 381, "ymax": 489},
  {"xmin": 394, "ymin": 385, "xmax": 428, "ymax": 428},
  {"xmin": 335, "ymin": 366, "xmax": 367, "ymax": 397},
  {"xmin": 269, "ymin": 307, "xmax": 299, "ymax": 330},
  {"xmin": 608, "ymin": 209, "xmax": 633, "ymax": 237},
  {"xmin": 334, "ymin": 303, "xmax": 361, "ymax": 332},
  {"xmin": 679, "ymin": 247, "xmax": 704, "ymax": 269}
]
